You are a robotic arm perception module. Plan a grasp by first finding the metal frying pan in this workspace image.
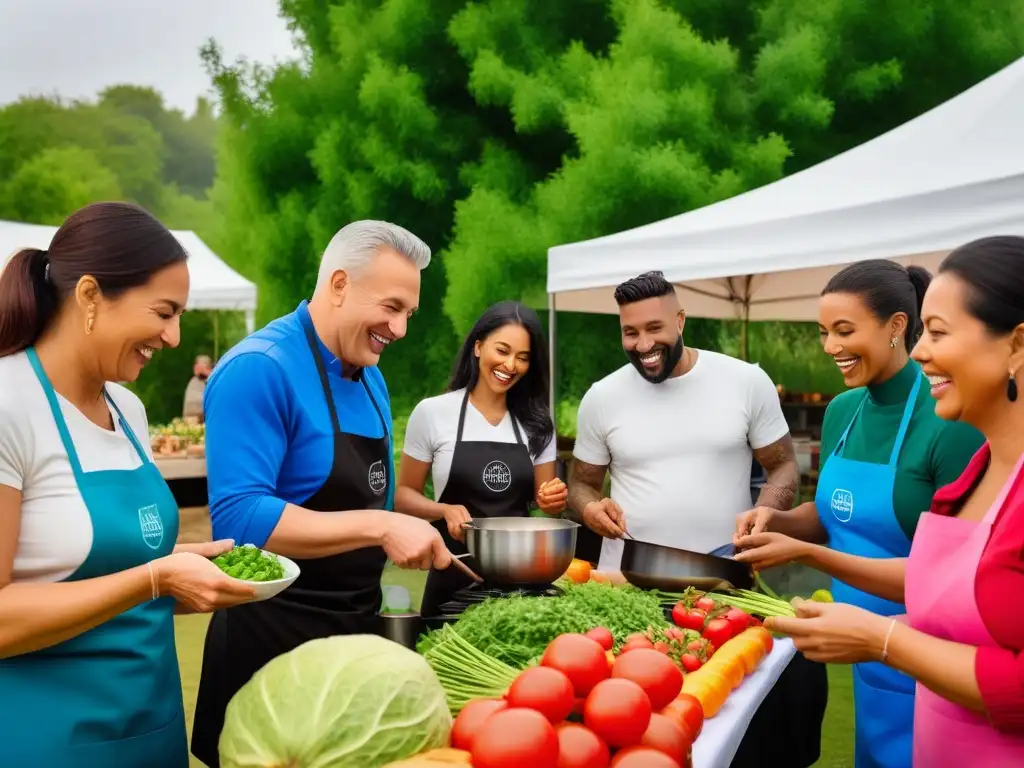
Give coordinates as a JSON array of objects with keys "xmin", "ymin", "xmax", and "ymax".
[{"xmin": 619, "ymin": 538, "xmax": 754, "ymax": 592}]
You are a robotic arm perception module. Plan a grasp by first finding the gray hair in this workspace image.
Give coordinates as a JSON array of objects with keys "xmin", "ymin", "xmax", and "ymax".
[{"xmin": 315, "ymin": 220, "xmax": 431, "ymax": 290}]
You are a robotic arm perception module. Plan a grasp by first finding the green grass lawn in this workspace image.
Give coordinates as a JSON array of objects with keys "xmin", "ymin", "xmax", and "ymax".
[{"xmin": 175, "ymin": 564, "xmax": 854, "ymax": 767}]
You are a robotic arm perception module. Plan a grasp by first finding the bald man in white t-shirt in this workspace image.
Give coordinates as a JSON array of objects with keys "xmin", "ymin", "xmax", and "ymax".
[{"xmin": 567, "ymin": 271, "xmax": 800, "ymax": 571}]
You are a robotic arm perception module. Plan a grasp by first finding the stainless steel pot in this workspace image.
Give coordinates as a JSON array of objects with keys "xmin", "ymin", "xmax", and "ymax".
[
  {"xmin": 620, "ymin": 538, "xmax": 754, "ymax": 592},
  {"xmin": 463, "ymin": 517, "xmax": 579, "ymax": 585}
]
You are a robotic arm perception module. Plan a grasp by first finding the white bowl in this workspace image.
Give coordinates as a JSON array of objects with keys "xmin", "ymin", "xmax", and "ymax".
[{"xmin": 226, "ymin": 550, "xmax": 301, "ymax": 602}]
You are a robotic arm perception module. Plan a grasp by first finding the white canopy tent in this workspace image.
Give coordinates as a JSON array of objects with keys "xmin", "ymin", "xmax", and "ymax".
[
  {"xmin": 1, "ymin": 220, "xmax": 257, "ymax": 333},
  {"xmin": 545, "ymin": 55, "xmax": 1024, "ymax": 404}
]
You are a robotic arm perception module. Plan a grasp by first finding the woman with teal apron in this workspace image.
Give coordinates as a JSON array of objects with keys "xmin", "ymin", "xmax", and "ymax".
[
  {"xmin": 733, "ymin": 260, "xmax": 984, "ymax": 767},
  {"xmin": 0, "ymin": 202, "xmax": 254, "ymax": 767},
  {"xmin": 1, "ymin": 349, "xmax": 188, "ymax": 766},
  {"xmin": 815, "ymin": 376, "xmax": 919, "ymax": 768}
]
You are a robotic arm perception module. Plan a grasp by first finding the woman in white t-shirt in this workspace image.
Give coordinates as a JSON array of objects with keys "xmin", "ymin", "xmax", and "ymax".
[
  {"xmin": 0, "ymin": 202, "xmax": 254, "ymax": 768},
  {"xmin": 397, "ymin": 301, "xmax": 567, "ymax": 614}
]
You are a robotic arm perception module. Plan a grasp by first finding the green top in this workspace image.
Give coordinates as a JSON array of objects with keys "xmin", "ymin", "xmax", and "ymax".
[{"xmin": 819, "ymin": 360, "xmax": 985, "ymax": 539}]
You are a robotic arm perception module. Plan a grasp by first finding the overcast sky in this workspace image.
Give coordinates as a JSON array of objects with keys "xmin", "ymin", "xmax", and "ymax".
[{"xmin": 0, "ymin": 0, "xmax": 300, "ymax": 113}]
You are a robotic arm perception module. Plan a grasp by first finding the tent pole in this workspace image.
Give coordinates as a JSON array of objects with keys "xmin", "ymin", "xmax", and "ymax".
[
  {"xmin": 548, "ymin": 292, "xmax": 557, "ymax": 424},
  {"xmin": 213, "ymin": 312, "xmax": 220, "ymax": 361}
]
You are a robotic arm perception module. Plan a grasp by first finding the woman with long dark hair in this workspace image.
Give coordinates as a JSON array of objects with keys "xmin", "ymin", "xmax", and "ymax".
[
  {"xmin": 757, "ymin": 236, "xmax": 1024, "ymax": 763},
  {"xmin": 398, "ymin": 301, "xmax": 566, "ymax": 614},
  {"xmin": 0, "ymin": 202, "xmax": 254, "ymax": 767},
  {"xmin": 734, "ymin": 259, "xmax": 984, "ymax": 768}
]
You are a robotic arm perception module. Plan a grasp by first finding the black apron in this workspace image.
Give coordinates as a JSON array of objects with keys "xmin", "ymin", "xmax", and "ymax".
[
  {"xmin": 190, "ymin": 320, "xmax": 390, "ymax": 768},
  {"xmin": 419, "ymin": 391, "xmax": 536, "ymax": 617}
]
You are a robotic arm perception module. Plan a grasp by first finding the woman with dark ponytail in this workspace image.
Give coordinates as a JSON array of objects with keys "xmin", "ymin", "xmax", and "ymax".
[
  {"xmin": 0, "ymin": 202, "xmax": 254, "ymax": 767},
  {"xmin": 733, "ymin": 258, "xmax": 984, "ymax": 768}
]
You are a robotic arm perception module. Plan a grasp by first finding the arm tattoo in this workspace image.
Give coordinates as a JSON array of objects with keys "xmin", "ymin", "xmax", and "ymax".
[
  {"xmin": 566, "ymin": 459, "xmax": 607, "ymax": 522},
  {"xmin": 752, "ymin": 435, "xmax": 799, "ymax": 511}
]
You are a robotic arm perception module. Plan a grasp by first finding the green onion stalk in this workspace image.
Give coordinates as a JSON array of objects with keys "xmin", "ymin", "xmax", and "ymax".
[{"xmin": 421, "ymin": 625, "xmax": 520, "ymax": 715}]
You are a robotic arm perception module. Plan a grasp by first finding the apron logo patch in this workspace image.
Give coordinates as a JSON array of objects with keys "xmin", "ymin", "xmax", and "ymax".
[
  {"xmin": 138, "ymin": 505, "xmax": 164, "ymax": 550},
  {"xmin": 482, "ymin": 461, "xmax": 512, "ymax": 492},
  {"xmin": 831, "ymin": 489, "xmax": 854, "ymax": 523},
  {"xmin": 368, "ymin": 460, "xmax": 387, "ymax": 495}
]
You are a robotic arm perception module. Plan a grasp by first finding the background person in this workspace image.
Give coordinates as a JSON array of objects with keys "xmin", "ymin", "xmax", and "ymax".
[
  {"xmin": 735, "ymin": 260, "xmax": 984, "ymax": 768},
  {"xmin": 761, "ymin": 236, "xmax": 1024, "ymax": 765},
  {"xmin": 190, "ymin": 220, "xmax": 454, "ymax": 768},
  {"xmin": 397, "ymin": 301, "xmax": 567, "ymax": 616},
  {"xmin": 0, "ymin": 202, "xmax": 254, "ymax": 768},
  {"xmin": 183, "ymin": 353, "xmax": 212, "ymax": 421}
]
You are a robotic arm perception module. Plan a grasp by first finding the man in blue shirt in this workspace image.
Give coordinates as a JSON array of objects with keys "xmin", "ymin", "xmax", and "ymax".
[{"xmin": 191, "ymin": 220, "xmax": 452, "ymax": 768}]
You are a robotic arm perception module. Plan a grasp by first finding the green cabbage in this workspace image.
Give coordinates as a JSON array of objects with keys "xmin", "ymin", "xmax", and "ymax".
[{"xmin": 219, "ymin": 634, "xmax": 453, "ymax": 768}]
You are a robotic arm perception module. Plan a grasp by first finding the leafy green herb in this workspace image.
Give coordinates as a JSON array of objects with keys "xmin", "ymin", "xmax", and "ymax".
[
  {"xmin": 212, "ymin": 544, "xmax": 285, "ymax": 582},
  {"xmin": 417, "ymin": 581, "xmax": 668, "ymax": 667}
]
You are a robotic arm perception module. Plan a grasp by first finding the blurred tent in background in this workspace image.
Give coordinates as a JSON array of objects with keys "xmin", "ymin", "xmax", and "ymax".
[
  {"xmin": 0, "ymin": 219, "xmax": 257, "ymax": 341},
  {"xmin": 546, "ymin": 54, "xmax": 1024, "ymax": 376}
]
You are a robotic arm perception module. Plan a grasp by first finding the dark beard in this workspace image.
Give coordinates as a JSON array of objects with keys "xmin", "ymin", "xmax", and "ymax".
[{"xmin": 626, "ymin": 335, "xmax": 684, "ymax": 383}]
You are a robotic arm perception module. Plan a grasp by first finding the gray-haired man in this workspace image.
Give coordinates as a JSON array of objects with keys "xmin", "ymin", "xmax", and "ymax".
[{"xmin": 191, "ymin": 221, "xmax": 453, "ymax": 767}]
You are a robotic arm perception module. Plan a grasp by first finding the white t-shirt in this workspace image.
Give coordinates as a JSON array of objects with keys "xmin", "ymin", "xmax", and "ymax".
[
  {"xmin": 573, "ymin": 351, "xmax": 790, "ymax": 570},
  {"xmin": 403, "ymin": 388, "xmax": 558, "ymax": 499},
  {"xmin": 0, "ymin": 351, "xmax": 153, "ymax": 583}
]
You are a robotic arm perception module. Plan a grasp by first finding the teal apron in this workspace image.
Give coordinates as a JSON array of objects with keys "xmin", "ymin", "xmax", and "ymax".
[
  {"xmin": 816, "ymin": 373, "xmax": 921, "ymax": 768},
  {"xmin": 0, "ymin": 347, "xmax": 186, "ymax": 767}
]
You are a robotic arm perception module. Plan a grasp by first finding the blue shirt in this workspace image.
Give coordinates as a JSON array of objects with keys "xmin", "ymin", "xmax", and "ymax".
[{"xmin": 203, "ymin": 301, "xmax": 394, "ymax": 547}]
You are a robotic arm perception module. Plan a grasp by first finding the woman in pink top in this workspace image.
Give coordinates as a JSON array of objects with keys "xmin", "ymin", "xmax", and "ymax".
[{"xmin": 752, "ymin": 235, "xmax": 1024, "ymax": 765}]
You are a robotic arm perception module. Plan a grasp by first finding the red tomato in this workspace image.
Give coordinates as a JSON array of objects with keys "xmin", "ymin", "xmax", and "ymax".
[
  {"xmin": 640, "ymin": 713, "xmax": 692, "ymax": 764},
  {"xmin": 626, "ymin": 633, "xmax": 652, "ymax": 645},
  {"xmin": 471, "ymin": 708, "xmax": 560, "ymax": 768},
  {"xmin": 670, "ymin": 602, "xmax": 688, "ymax": 627},
  {"xmin": 662, "ymin": 693, "xmax": 704, "ymax": 739},
  {"xmin": 611, "ymin": 648, "xmax": 683, "ymax": 710},
  {"xmin": 585, "ymin": 627, "xmax": 615, "ymax": 651},
  {"xmin": 609, "ymin": 746, "xmax": 682, "ymax": 767},
  {"xmin": 583, "ymin": 678, "xmax": 652, "ymax": 748},
  {"xmin": 542, "ymin": 634, "xmax": 611, "ymax": 697},
  {"xmin": 694, "ymin": 596, "xmax": 716, "ymax": 613},
  {"xmin": 555, "ymin": 723, "xmax": 610, "ymax": 768},
  {"xmin": 680, "ymin": 653, "xmax": 701, "ymax": 672},
  {"xmin": 748, "ymin": 616, "xmax": 763, "ymax": 627},
  {"xmin": 619, "ymin": 638, "xmax": 654, "ymax": 654},
  {"xmin": 676, "ymin": 609, "xmax": 707, "ymax": 632},
  {"xmin": 723, "ymin": 607, "xmax": 751, "ymax": 634},
  {"xmin": 507, "ymin": 666, "xmax": 576, "ymax": 723},
  {"xmin": 451, "ymin": 698, "xmax": 508, "ymax": 750},
  {"xmin": 702, "ymin": 618, "xmax": 734, "ymax": 649}
]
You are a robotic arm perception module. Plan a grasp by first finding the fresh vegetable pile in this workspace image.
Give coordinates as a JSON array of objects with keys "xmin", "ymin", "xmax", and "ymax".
[
  {"xmin": 448, "ymin": 631, "xmax": 702, "ymax": 767},
  {"xmin": 212, "ymin": 544, "xmax": 286, "ymax": 582},
  {"xmin": 417, "ymin": 581, "xmax": 668, "ymax": 667},
  {"xmin": 150, "ymin": 417, "xmax": 205, "ymax": 456}
]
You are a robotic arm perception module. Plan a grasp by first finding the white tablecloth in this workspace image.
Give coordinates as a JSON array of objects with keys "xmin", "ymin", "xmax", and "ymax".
[{"xmin": 692, "ymin": 638, "xmax": 798, "ymax": 768}]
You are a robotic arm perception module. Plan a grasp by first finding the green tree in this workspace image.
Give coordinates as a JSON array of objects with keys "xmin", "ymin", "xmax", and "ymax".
[
  {"xmin": 204, "ymin": 0, "xmax": 1024, "ymax": 415},
  {"xmin": 0, "ymin": 146, "xmax": 122, "ymax": 225}
]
